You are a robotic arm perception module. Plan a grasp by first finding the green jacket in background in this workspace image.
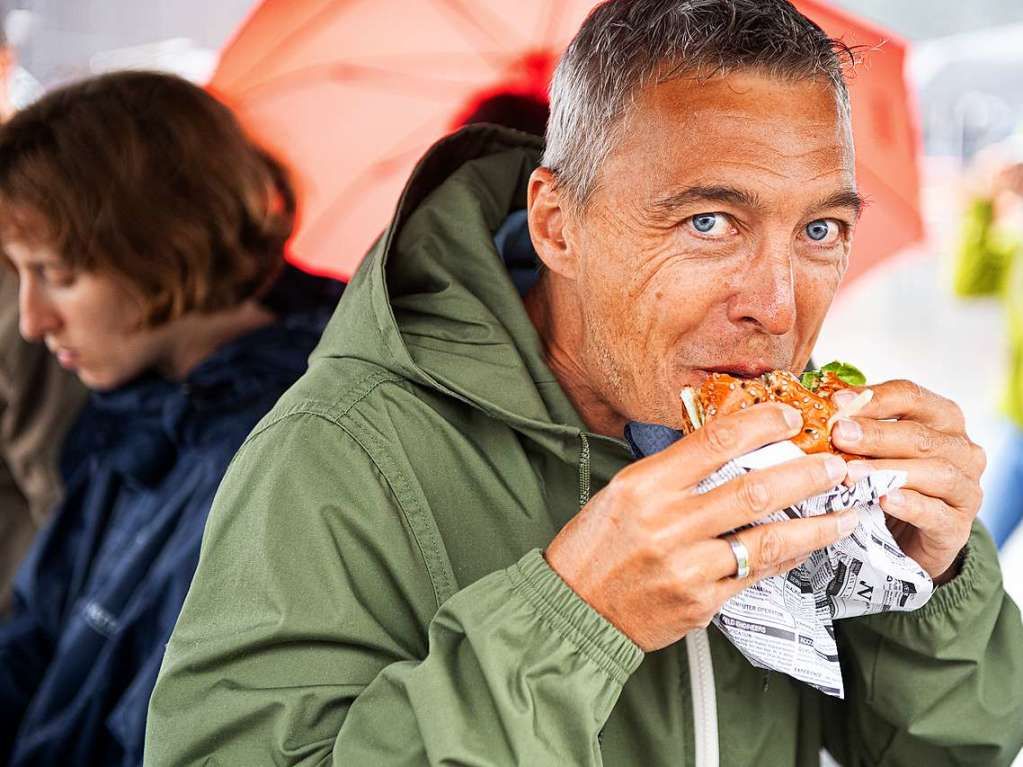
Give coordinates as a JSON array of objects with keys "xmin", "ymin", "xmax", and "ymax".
[
  {"xmin": 955, "ymin": 198, "xmax": 1023, "ymax": 426},
  {"xmin": 145, "ymin": 127, "xmax": 1023, "ymax": 766}
]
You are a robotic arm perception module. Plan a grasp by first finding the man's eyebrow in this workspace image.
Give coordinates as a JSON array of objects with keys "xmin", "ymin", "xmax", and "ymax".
[
  {"xmin": 650, "ymin": 186, "xmax": 866, "ymax": 221},
  {"xmin": 650, "ymin": 185, "xmax": 764, "ymax": 214},
  {"xmin": 811, "ymin": 189, "xmax": 865, "ymax": 219}
]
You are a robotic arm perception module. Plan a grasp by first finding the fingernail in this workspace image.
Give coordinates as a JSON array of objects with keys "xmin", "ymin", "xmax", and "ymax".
[
  {"xmin": 833, "ymin": 418, "xmax": 862, "ymax": 443},
  {"xmin": 832, "ymin": 389, "xmax": 857, "ymax": 408},
  {"xmin": 824, "ymin": 455, "xmax": 846, "ymax": 483},
  {"xmin": 838, "ymin": 511, "xmax": 859, "ymax": 535},
  {"xmin": 781, "ymin": 405, "xmax": 803, "ymax": 431},
  {"xmin": 885, "ymin": 490, "xmax": 905, "ymax": 506},
  {"xmin": 845, "ymin": 461, "xmax": 870, "ymax": 483}
]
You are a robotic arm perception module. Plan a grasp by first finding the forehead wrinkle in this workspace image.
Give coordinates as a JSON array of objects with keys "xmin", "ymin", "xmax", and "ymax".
[
  {"xmin": 710, "ymin": 111, "xmax": 842, "ymax": 132},
  {"xmin": 599, "ymin": 76, "xmax": 854, "ymax": 217},
  {"xmin": 671, "ymin": 151, "xmax": 855, "ymax": 197},
  {"xmin": 714, "ymin": 140, "xmax": 851, "ymax": 165},
  {"xmin": 698, "ymin": 109, "xmax": 845, "ymax": 138},
  {"xmin": 694, "ymin": 118, "xmax": 850, "ymax": 154}
]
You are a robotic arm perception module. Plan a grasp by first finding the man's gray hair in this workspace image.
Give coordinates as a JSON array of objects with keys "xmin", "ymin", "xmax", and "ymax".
[{"xmin": 543, "ymin": 0, "xmax": 857, "ymax": 208}]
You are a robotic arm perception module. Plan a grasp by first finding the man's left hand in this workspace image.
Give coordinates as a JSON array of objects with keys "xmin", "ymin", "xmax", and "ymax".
[{"xmin": 830, "ymin": 380, "xmax": 986, "ymax": 585}]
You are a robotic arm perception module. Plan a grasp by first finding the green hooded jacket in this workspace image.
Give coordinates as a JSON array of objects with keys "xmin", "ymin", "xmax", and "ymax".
[{"xmin": 145, "ymin": 127, "xmax": 1023, "ymax": 766}]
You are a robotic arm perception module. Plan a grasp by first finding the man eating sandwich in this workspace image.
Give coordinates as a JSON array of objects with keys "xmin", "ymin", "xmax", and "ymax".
[{"xmin": 146, "ymin": 2, "xmax": 1023, "ymax": 765}]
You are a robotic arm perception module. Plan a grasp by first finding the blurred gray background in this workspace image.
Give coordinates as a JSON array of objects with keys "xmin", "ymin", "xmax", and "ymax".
[{"xmin": 832, "ymin": 0, "xmax": 1023, "ymax": 39}]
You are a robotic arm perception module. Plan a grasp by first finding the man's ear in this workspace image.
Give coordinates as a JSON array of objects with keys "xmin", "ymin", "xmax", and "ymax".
[{"xmin": 527, "ymin": 167, "xmax": 578, "ymax": 280}]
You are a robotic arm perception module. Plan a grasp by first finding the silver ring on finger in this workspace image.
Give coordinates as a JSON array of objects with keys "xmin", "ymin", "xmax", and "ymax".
[{"xmin": 725, "ymin": 534, "xmax": 752, "ymax": 580}]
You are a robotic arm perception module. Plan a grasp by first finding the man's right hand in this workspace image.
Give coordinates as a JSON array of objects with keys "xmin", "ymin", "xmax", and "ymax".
[{"xmin": 545, "ymin": 403, "xmax": 855, "ymax": 653}]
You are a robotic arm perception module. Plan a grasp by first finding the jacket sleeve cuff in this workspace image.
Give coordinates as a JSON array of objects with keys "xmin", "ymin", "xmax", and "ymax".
[
  {"xmin": 861, "ymin": 522, "xmax": 1002, "ymax": 629},
  {"xmin": 508, "ymin": 549, "xmax": 644, "ymax": 685}
]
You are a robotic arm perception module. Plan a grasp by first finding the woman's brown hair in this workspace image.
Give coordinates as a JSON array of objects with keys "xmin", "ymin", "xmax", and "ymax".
[{"xmin": 0, "ymin": 70, "xmax": 295, "ymax": 326}]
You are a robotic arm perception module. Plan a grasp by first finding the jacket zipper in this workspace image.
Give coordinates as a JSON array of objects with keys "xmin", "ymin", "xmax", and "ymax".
[
  {"xmin": 577, "ymin": 433, "xmax": 591, "ymax": 509},
  {"xmin": 685, "ymin": 629, "xmax": 719, "ymax": 767},
  {"xmin": 577, "ymin": 433, "xmax": 719, "ymax": 767}
]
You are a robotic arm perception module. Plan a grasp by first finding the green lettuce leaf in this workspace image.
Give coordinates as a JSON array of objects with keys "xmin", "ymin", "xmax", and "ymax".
[
  {"xmin": 800, "ymin": 370, "xmax": 822, "ymax": 391},
  {"xmin": 801, "ymin": 361, "xmax": 866, "ymax": 391},
  {"xmin": 819, "ymin": 360, "xmax": 866, "ymax": 386}
]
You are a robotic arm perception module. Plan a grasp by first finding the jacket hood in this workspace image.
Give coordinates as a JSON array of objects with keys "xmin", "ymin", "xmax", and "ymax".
[{"xmin": 313, "ymin": 126, "xmax": 609, "ymax": 465}]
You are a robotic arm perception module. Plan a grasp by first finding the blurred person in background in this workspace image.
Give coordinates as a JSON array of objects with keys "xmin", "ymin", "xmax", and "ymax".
[
  {"xmin": 956, "ymin": 142, "xmax": 1023, "ymax": 548},
  {"xmin": 0, "ymin": 70, "xmax": 340, "ymax": 766},
  {"xmin": 0, "ymin": 18, "xmax": 87, "ymax": 617},
  {"xmin": 457, "ymin": 90, "xmax": 550, "ymax": 138}
]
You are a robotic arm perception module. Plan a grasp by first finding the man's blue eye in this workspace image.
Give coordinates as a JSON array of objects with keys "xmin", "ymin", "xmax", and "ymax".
[
  {"xmin": 806, "ymin": 220, "xmax": 831, "ymax": 241},
  {"xmin": 692, "ymin": 214, "xmax": 718, "ymax": 233}
]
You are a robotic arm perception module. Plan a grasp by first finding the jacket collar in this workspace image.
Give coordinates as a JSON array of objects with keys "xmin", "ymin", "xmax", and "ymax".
[{"xmin": 76, "ymin": 309, "xmax": 328, "ymax": 486}]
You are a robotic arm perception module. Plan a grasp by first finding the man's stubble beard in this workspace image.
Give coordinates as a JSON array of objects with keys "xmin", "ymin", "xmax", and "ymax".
[{"xmin": 579, "ymin": 303, "xmax": 682, "ymax": 430}]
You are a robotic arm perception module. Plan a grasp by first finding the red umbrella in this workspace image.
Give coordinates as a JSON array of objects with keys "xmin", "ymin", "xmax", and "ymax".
[
  {"xmin": 213, "ymin": 1, "xmax": 923, "ymax": 284},
  {"xmin": 211, "ymin": 1, "xmax": 598, "ymax": 278}
]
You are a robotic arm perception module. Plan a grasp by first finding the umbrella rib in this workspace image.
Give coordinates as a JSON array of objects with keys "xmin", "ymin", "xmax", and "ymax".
[
  {"xmin": 301, "ymin": 120, "xmax": 442, "ymax": 254},
  {"xmin": 856, "ymin": 163, "xmax": 925, "ymax": 231},
  {"xmin": 231, "ymin": 0, "xmax": 361, "ymax": 85},
  {"xmin": 538, "ymin": 2, "xmax": 569, "ymax": 50},
  {"xmin": 331, "ymin": 52, "xmax": 512, "ymax": 69},
  {"xmin": 233, "ymin": 62, "xmax": 489, "ymax": 103},
  {"xmin": 430, "ymin": 0, "xmax": 518, "ymax": 71}
]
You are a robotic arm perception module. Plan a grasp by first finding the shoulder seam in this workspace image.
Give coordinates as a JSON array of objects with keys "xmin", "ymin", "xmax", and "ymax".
[
  {"xmin": 245, "ymin": 368, "xmax": 405, "ymax": 442},
  {"xmin": 238, "ymin": 369, "xmax": 458, "ymax": 609},
  {"xmin": 338, "ymin": 417, "xmax": 458, "ymax": 608}
]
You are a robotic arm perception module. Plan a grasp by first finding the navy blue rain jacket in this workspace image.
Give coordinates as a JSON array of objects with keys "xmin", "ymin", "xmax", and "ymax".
[{"xmin": 0, "ymin": 307, "xmax": 332, "ymax": 766}]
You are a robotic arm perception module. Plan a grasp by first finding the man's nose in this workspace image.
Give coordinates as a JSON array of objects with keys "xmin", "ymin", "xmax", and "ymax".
[
  {"xmin": 18, "ymin": 278, "xmax": 61, "ymax": 342},
  {"xmin": 727, "ymin": 241, "xmax": 797, "ymax": 336}
]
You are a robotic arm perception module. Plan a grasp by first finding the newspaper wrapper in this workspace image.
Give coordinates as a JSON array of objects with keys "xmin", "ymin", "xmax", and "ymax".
[{"xmin": 698, "ymin": 441, "xmax": 933, "ymax": 698}]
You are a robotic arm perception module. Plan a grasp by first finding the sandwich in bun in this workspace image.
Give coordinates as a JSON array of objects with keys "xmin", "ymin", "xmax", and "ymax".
[{"xmin": 680, "ymin": 361, "xmax": 869, "ymax": 457}]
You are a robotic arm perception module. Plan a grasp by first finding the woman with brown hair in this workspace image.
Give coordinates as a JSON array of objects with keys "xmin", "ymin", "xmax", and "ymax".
[{"xmin": 0, "ymin": 71, "xmax": 340, "ymax": 766}]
